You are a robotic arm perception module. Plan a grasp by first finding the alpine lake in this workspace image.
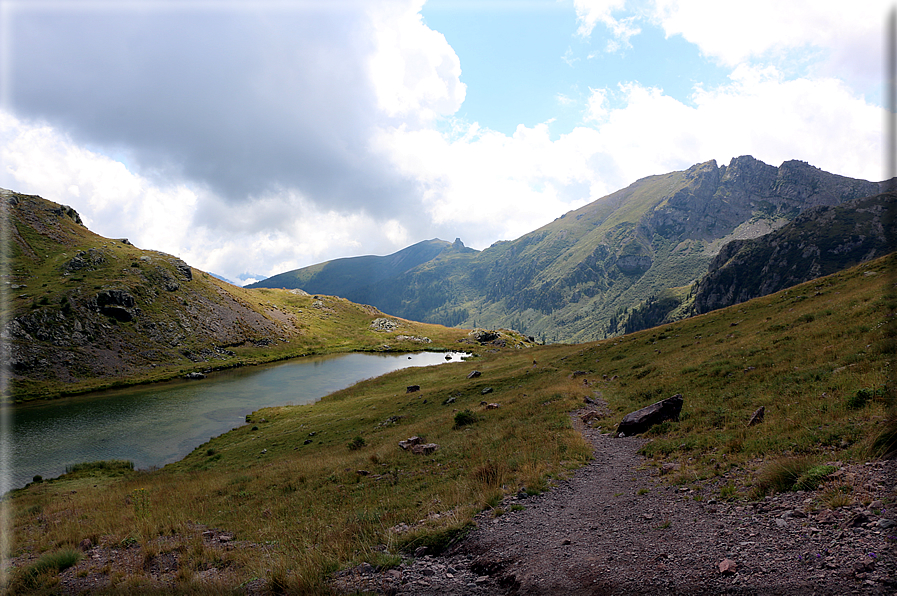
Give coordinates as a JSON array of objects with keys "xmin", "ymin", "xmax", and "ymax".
[{"xmin": 8, "ymin": 351, "xmax": 469, "ymax": 491}]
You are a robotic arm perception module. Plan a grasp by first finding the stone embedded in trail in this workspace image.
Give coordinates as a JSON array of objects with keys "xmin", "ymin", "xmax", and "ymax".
[
  {"xmin": 616, "ymin": 394, "xmax": 683, "ymax": 436},
  {"xmin": 580, "ymin": 411, "xmax": 604, "ymax": 424},
  {"xmin": 718, "ymin": 559, "xmax": 738, "ymax": 574}
]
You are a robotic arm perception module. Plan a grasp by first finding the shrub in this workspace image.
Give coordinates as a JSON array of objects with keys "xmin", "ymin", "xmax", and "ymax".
[
  {"xmin": 348, "ymin": 436, "xmax": 366, "ymax": 450},
  {"xmin": 794, "ymin": 464, "xmax": 837, "ymax": 491},
  {"xmin": 453, "ymin": 409, "xmax": 477, "ymax": 428},
  {"xmin": 846, "ymin": 388, "xmax": 873, "ymax": 410}
]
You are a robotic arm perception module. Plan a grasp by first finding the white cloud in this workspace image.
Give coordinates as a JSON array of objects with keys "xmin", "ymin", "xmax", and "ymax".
[
  {"xmin": 0, "ymin": 112, "xmax": 196, "ymax": 253},
  {"xmin": 371, "ymin": 62, "xmax": 883, "ymax": 252},
  {"xmin": 652, "ymin": 0, "xmax": 887, "ymax": 70},
  {"xmin": 367, "ymin": 0, "xmax": 466, "ymax": 126},
  {"xmin": 584, "ymin": 87, "xmax": 609, "ymax": 122},
  {"xmin": 573, "ymin": 0, "xmax": 642, "ymax": 49},
  {"xmin": 0, "ymin": 0, "xmax": 886, "ymax": 287}
]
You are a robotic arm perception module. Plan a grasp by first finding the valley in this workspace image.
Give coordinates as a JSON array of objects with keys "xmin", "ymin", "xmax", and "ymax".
[{"xmin": 2, "ymin": 156, "xmax": 895, "ymax": 593}]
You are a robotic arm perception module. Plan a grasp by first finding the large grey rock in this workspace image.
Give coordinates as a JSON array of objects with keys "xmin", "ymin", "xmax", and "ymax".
[
  {"xmin": 617, "ymin": 394, "xmax": 683, "ymax": 436},
  {"xmin": 94, "ymin": 289, "xmax": 138, "ymax": 322}
]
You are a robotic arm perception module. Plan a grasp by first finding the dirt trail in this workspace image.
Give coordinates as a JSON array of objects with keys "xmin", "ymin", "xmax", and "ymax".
[{"xmin": 335, "ymin": 416, "xmax": 897, "ymax": 595}]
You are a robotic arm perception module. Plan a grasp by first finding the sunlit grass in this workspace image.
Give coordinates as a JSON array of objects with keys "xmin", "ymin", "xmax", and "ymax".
[{"xmin": 6, "ymin": 252, "xmax": 895, "ymax": 592}]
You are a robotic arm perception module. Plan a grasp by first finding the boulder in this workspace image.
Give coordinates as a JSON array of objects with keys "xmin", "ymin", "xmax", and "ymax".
[
  {"xmin": 467, "ymin": 370, "xmax": 482, "ymax": 379},
  {"xmin": 411, "ymin": 443, "xmax": 439, "ymax": 455},
  {"xmin": 398, "ymin": 436, "xmax": 422, "ymax": 450},
  {"xmin": 172, "ymin": 258, "xmax": 193, "ymax": 281},
  {"xmin": 406, "ymin": 385, "xmax": 421, "ymax": 393},
  {"xmin": 184, "ymin": 372, "xmax": 206, "ymax": 380},
  {"xmin": 748, "ymin": 406, "xmax": 765, "ymax": 426},
  {"xmin": 370, "ymin": 317, "xmax": 400, "ymax": 332},
  {"xmin": 617, "ymin": 394, "xmax": 683, "ymax": 436}
]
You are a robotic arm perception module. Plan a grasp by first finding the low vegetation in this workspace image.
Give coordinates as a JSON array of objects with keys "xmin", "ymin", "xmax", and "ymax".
[{"xmin": 4, "ymin": 252, "xmax": 895, "ymax": 593}]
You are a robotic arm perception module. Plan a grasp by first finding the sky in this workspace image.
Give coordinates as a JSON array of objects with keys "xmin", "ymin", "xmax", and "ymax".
[{"xmin": 0, "ymin": 0, "xmax": 892, "ymax": 285}]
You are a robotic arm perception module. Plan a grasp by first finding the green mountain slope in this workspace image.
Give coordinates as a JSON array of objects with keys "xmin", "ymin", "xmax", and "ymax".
[
  {"xmin": 1, "ymin": 190, "xmax": 482, "ymax": 400},
  {"xmin": 249, "ymin": 238, "xmax": 464, "ymax": 297},
  {"xmin": 258, "ymin": 156, "xmax": 882, "ymax": 342}
]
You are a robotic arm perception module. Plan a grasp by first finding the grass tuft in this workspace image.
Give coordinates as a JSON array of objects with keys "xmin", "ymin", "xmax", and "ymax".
[{"xmin": 753, "ymin": 457, "xmax": 836, "ymax": 496}]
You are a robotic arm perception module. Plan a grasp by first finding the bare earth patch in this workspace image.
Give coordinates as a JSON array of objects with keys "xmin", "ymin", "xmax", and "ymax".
[{"xmin": 334, "ymin": 412, "xmax": 897, "ymax": 595}]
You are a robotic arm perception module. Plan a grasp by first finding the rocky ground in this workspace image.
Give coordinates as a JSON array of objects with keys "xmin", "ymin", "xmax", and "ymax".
[
  {"xmin": 10, "ymin": 411, "xmax": 895, "ymax": 595},
  {"xmin": 333, "ymin": 414, "xmax": 897, "ymax": 595}
]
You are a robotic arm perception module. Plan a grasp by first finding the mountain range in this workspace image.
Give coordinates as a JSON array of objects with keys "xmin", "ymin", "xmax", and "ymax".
[{"xmin": 250, "ymin": 156, "xmax": 890, "ymax": 342}]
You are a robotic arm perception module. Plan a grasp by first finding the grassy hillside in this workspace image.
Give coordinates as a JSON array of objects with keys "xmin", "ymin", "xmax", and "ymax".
[
  {"xmin": 6, "ymin": 251, "xmax": 894, "ymax": 593},
  {"xmin": 1, "ymin": 190, "xmax": 487, "ymax": 401},
  {"xmin": 249, "ymin": 238, "xmax": 458, "ymax": 297}
]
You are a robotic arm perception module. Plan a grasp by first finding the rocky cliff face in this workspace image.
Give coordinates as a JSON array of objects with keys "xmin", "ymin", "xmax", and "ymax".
[
  {"xmin": 691, "ymin": 191, "xmax": 896, "ymax": 314},
  {"xmin": 643, "ymin": 156, "xmax": 881, "ymax": 243}
]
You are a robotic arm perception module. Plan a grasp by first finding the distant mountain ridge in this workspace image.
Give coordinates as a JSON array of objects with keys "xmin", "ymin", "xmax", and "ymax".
[
  {"xmin": 250, "ymin": 238, "xmax": 468, "ymax": 296},
  {"xmin": 247, "ymin": 156, "xmax": 887, "ymax": 342}
]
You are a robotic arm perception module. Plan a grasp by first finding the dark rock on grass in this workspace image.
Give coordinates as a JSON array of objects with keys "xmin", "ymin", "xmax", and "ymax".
[
  {"xmin": 407, "ymin": 385, "xmax": 421, "ymax": 393},
  {"xmin": 617, "ymin": 393, "xmax": 683, "ymax": 436},
  {"xmin": 749, "ymin": 406, "xmax": 765, "ymax": 426}
]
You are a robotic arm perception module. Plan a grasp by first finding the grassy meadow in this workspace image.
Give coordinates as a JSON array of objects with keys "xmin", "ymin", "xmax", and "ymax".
[{"xmin": 3, "ymin": 252, "xmax": 895, "ymax": 594}]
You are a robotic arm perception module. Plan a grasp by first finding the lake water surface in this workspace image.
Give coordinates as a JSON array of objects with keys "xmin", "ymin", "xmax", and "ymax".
[{"xmin": 9, "ymin": 351, "xmax": 467, "ymax": 490}]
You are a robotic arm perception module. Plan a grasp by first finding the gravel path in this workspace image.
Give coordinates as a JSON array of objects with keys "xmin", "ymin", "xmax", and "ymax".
[{"xmin": 334, "ymin": 413, "xmax": 897, "ymax": 595}]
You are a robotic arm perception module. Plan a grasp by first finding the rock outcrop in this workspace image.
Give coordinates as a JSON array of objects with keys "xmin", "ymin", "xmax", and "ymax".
[{"xmin": 692, "ymin": 192, "xmax": 895, "ymax": 314}]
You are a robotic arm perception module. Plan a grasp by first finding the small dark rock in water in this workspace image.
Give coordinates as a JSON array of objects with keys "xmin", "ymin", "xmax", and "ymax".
[{"xmin": 445, "ymin": 354, "xmax": 452, "ymax": 360}]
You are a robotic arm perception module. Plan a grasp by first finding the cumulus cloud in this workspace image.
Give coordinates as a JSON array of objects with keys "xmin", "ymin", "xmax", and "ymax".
[
  {"xmin": 0, "ymin": 0, "xmax": 887, "ymax": 286},
  {"xmin": 573, "ymin": 0, "xmax": 642, "ymax": 50},
  {"xmin": 5, "ymin": 0, "xmax": 463, "ymax": 220}
]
